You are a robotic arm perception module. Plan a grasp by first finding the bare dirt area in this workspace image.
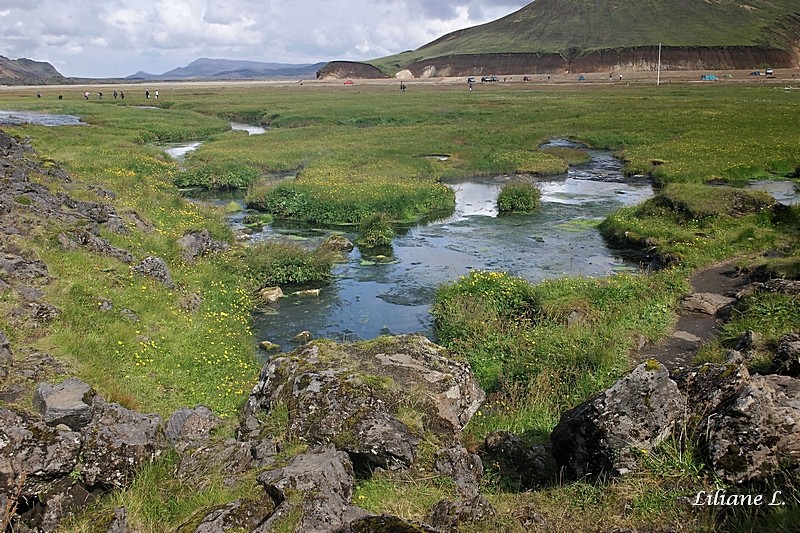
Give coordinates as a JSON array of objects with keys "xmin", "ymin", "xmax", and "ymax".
[
  {"xmin": 636, "ymin": 261, "xmax": 750, "ymax": 369},
  {"xmin": 3, "ymin": 68, "xmax": 800, "ymax": 96}
]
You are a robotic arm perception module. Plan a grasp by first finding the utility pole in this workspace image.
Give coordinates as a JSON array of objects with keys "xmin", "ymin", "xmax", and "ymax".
[{"xmin": 657, "ymin": 43, "xmax": 662, "ymax": 86}]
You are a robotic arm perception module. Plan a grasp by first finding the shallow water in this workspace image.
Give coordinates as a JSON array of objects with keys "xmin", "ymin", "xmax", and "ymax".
[
  {"xmin": 163, "ymin": 123, "xmax": 265, "ymax": 161},
  {"xmin": 230, "ymin": 123, "xmax": 267, "ymax": 135},
  {"xmin": 749, "ymin": 180, "xmax": 799, "ymax": 205},
  {"xmin": 246, "ymin": 145, "xmax": 656, "ymax": 350},
  {"xmin": 0, "ymin": 110, "xmax": 84, "ymax": 126},
  {"xmin": 164, "ymin": 142, "xmax": 203, "ymax": 161}
]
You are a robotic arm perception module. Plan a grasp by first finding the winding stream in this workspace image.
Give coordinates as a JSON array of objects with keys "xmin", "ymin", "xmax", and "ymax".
[
  {"xmin": 243, "ymin": 144, "xmax": 657, "ymax": 350},
  {"xmin": 2, "ymin": 112, "xmax": 794, "ymax": 351}
]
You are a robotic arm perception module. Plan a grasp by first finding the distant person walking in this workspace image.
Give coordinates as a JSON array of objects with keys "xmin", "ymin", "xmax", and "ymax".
[
  {"xmin": 155, "ymin": 90, "xmax": 159, "ymax": 99},
  {"xmin": 113, "ymin": 90, "xmax": 118, "ymax": 99},
  {"xmin": 84, "ymin": 91, "xmax": 89, "ymax": 100},
  {"xmin": 145, "ymin": 90, "xmax": 150, "ymax": 99},
  {"xmin": 399, "ymin": 82, "xmax": 406, "ymax": 92},
  {"xmin": 120, "ymin": 91, "xmax": 125, "ymax": 100}
]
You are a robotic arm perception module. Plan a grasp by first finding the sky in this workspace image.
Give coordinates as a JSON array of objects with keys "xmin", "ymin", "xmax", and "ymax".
[{"xmin": 1, "ymin": 0, "xmax": 530, "ymax": 78}]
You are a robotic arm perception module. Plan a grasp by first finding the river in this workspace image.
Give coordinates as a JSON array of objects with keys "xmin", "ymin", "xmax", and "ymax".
[{"xmin": 238, "ymin": 143, "xmax": 657, "ymax": 351}]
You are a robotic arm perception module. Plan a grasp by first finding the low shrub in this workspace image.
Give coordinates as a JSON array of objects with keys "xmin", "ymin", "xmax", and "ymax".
[
  {"xmin": 175, "ymin": 162, "xmax": 260, "ymax": 189},
  {"xmin": 356, "ymin": 213, "xmax": 395, "ymax": 248},
  {"xmin": 247, "ymin": 179, "xmax": 454, "ymax": 226},
  {"xmin": 497, "ymin": 181, "xmax": 542, "ymax": 214},
  {"xmin": 657, "ymin": 183, "xmax": 775, "ymax": 219},
  {"xmin": 243, "ymin": 241, "xmax": 333, "ymax": 289}
]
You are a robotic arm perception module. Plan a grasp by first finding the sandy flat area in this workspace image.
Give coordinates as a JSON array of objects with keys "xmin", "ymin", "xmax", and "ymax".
[{"xmin": 2, "ymin": 68, "xmax": 799, "ymax": 95}]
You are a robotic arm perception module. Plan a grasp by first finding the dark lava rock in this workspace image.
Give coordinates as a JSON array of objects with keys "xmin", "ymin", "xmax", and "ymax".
[
  {"xmin": 80, "ymin": 396, "xmax": 166, "ymax": 487},
  {"xmin": 551, "ymin": 361, "xmax": 685, "ymax": 479},
  {"xmin": 705, "ymin": 373, "xmax": 800, "ymax": 484},
  {"xmin": 132, "ymin": 256, "xmax": 174, "ymax": 289},
  {"xmin": 32, "ymin": 377, "xmax": 96, "ymax": 430},
  {"xmin": 241, "ymin": 335, "xmax": 484, "ymax": 473},
  {"xmin": 772, "ymin": 333, "xmax": 800, "ymax": 377}
]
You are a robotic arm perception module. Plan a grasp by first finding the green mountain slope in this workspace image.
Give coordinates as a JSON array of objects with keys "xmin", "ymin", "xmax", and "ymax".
[{"xmin": 368, "ymin": 0, "xmax": 800, "ymax": 74}]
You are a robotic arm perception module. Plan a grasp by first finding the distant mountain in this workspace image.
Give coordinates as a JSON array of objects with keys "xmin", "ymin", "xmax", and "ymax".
[
  {"xmin": 0, "ymin": 56, "xmax": 63, "ymax": 83},
  {"xmin": 320, "ymin": 0, "xmax": 800, "ymax": 78},
  {"xmin": 127, "ymin": 58, "xmax": 326, "ymax": 81}
]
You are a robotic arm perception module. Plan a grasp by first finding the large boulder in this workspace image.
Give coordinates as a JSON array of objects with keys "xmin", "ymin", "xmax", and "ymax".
[
  {"xmin": 177, "ymin": 229, "xmax": 228, "ymax": 262},
  {"xmin": 772, "ymin": 333, "xmax": 800, "ymax": 377},
  {"xmin": 705, "ymin": 374, "xmax": 800, "ymax": 484},
  {"xmin": 80, "ymin": 396, "xmax": 166, "ymax": 487},
  {"xmin": 177, "ymin": 495, "xmax": 276, "ymax": 533},
  {"xmin": 32, "ymin": 377, "xmax": 96, "ymax": 430},
  {"xmin": 166, "ymin": 405, "xmax": 224, "ymax": 445},
  {"xmin": 0, "ymin": 408, "xmax": 82, "ymax": 497},
  {"xmin": 428, "ymin": 495, "xmax": 495, "ymax": 531},
  {"xmin": 241, "ymin": 335, "xmax": 484, "ymax": 473},
  {"xmin": 670, "ymin": 362, "xmax": 751, "ymax": 433},
  {"xmin": 132, "ymin": 256, "xmax": 174, "ymax": 289},
  {"xmin": 551, "ymin": 360, "xmax": 686, "ymax": 479},
  {"xmin": 434, "ymin": 445, "xmax": 483, "ymax": 498},
  {"xmin": 257, "ymin": 445, "xmax": 363, "ymax": 533}
]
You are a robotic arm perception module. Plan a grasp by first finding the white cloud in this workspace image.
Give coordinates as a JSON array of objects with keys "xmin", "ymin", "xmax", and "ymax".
[{"xmin": 0, "ymin": 0, "xmax": 530, "ymax": 77}]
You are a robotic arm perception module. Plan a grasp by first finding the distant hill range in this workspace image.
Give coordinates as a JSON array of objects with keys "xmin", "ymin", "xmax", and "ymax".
[
  {"xmin": 0, "ymin": 56, "xmax": 64, "ymax": 84},
  {"xmin": 319, "ymin": 0, "xmax": 800, "ymax": 79},
  {"xmin": 127, "ymin": 58, "xmax": 326, "ymax": 81}
]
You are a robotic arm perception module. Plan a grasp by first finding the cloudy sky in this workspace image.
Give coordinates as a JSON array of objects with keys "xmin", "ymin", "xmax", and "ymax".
[{"xmin": 1, "ymin": 0, "xmax": 529, "ymax": 78}]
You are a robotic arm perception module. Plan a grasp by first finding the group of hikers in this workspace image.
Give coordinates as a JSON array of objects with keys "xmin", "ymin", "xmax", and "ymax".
[{"xmin": 74, "ymin": 89, "xmax": 158, "ymax": 100}]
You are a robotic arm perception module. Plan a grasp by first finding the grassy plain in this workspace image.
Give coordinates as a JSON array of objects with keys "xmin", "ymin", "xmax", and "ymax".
[{"xmin": 0, "ymin": 78, "xmax": 798, "ymax": 531}]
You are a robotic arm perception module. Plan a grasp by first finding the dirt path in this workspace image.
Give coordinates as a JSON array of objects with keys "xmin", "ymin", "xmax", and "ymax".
[{"xmin": 636, "ymin": 261, "xmax": 749, "ymax": 369}]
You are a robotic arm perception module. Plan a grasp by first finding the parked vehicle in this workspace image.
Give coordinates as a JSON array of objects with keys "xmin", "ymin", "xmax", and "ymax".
[
  {"xmin": 765, "ymin": 68, "xmax": 774, "ymax": 76},
  {"xmin": 481, "ymin": 76, "xmax": 499, "ymax": 82},
  {"xmin": 467, "ymin": 77, "xmax": 476, "ymax": 83}
]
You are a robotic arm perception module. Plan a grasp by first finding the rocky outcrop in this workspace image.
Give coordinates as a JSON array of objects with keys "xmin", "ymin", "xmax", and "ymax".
[
  {"xmin": 551, "ymin": 361, "xmax": 686, "ymax": 479},
  {"xmin": 179, "ymin": 495, "xmax": 276, "ymax": 533},
  {"xmin": 257, "ymin": 445, "xmax": 364, "ymax": 533},
  {"xmin": 552, "ymin": 358, "xmax": 800, "ymax": 486},
  {"xmin": 32, "ymin": 377, "xmax": 95, "ymax": 429},
  {"xmin": 240, "ymin": 335, "xmax": 484, "ymax": 473},
  {"xmin": 316, "ymin": 61, "xmax": 388, "ymax": 80},
  {"xmin": 772, "ymin": 333, "xmax": 800, "ymax": 376},
  {"xmin": 0, "ymin": 378, "xmax": 168, "ymax": 531},
  {"xmin": 132, "ymin": 255, "xmax": 175, "ymax": 288},
  {"xmin": 59, "ymin": 229, "xmax": 135, "ymax": 263},
  {"xmin": 176, "ymin": 229, "xmax": 228, "ymax": 262},
  {"xmin": 705, "ymin": 373, "xmax": 800, "ymax": 483}
]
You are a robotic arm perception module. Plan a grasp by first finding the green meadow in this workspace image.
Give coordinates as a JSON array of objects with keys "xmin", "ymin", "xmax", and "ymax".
[{"xmin": 0, "ymin": 80, "xmax": 798, "ymax": 531}]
